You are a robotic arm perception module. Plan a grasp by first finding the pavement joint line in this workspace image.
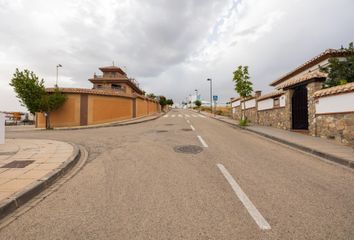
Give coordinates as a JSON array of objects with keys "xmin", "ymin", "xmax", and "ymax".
[
  {"xmin": 0, "ymin": 145, "xmax": 88, "ymax": 230},
  {"xmin": 197, "ymin": 135, "xmax": 208, "ymax": 148},
  {"xmin": 216, "ymin": 163, "xmax": 271, "ymax": 230},
  {"xmin": 190, "ymin": 125, "xmax": 195, "ymax": 131}
]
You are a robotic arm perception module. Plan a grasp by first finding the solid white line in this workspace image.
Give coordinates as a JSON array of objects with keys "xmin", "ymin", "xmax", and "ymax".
[
  {"xmin": 171, "ymin": 114, "xmax": 175, "ymax": 118},
  {"xmin": 216, "ymin": 164, "xmax": 271, "ymax": 230},
  {"xmin": 197, "ymin": 135, "xmax": 208, "ymax": 148},
  {"xmin": 190, "ymin": 125, "xmax": 195, "ymax": 131}
]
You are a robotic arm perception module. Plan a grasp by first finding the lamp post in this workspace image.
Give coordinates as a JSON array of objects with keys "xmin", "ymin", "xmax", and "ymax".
[
  {"xmin": 207, "ymin": 78, "xmax": 212, "ymax": 114},
  {"xmin": 56, "ymin": 64, "xmax": 62, "ymax": 86}
]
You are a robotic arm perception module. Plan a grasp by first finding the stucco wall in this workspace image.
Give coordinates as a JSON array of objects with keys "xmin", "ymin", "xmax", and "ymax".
[
  {"xmin": 88, "ymin": 95, "xmax": 132, "ymax": 125},
  {"xmin": 136, "ymin": 98, "xmax": 148, "ymax": 117},
  {"xmin": 36, "ymin": 94, "xmax": 81, "ymax": 128},
  {"xmin": 315, "ymin": 92, "xmax": 354, "ymax": 114}
]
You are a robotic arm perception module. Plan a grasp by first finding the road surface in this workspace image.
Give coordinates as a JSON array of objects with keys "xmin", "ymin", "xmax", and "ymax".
[{"xmin": 1, "ymin": 109, "xmax": 354, "ymax": 239}]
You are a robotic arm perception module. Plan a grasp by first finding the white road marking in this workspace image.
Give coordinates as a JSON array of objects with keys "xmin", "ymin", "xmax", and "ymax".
[
  {"xmin": 216, "ymin": 164, "xmax": 271, "ymax": 230},
  {"xmin": 171, "ymin": 114, "xmax": 175, "ymax": 118},
  {"xmin": 178, "ymin": 114, "xmax": 183, "ymax": 118},
  {"xmin": 163, "ymin": 114, "xmax": 168, "ymax": 118},
  {"xmin": 197, "ymin": 135, "xmax": 208, "ymax": 148},
  {"xmin": 186, "ymin": 120, "xmax": 190, "ymax": 123},
  {"xmin": 184, "ymin": 114, "xmax": 190, "ymax": 118},
  {"xmin": 190, "ymin": 125, "xmax": 195, "ymax": 131},
  {"xmin": 192, "ymin": 114, "xmax": 198, "ymax": 118},
  {"xmin": 198, "ymin": 114, "xmax": 206, "ymax": 118}
]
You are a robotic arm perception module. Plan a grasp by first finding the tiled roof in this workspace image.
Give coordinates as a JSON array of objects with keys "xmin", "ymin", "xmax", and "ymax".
[
  {"xmin": 313, "ymin": 82, "xmax": 354, "ymax": 98},
  {"xmin": 46, "ymin": 88, "xmax": 134, "ymax": 98},
  {"xmin": 270, "ymin": 48, "xmax": 354, "ymax": 87},
  {"xmin": 276, "ymin": 71, "xmax": 327, "ymax": 89},
  {"xmin": 230, "ymin": 97, "xmax": 241, "ymax": 102},
  {"xmin": 257, "ymin": 91, "xmax": 284, "ymax": 101}
]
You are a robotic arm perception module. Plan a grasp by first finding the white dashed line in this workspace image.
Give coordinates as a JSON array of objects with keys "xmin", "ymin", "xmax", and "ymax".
[
  {"xmin": 186, "ymin": 120, "xmax": 190, "ymax": 123},
  {"xmin": 185, "ymin": 114, "xmax": 190, "ymax": 118},
  {"xmin": 163, "ymin": 114, "xmax": 168, "ymax": 118},
  {"xmin": 198, "ymin": 114, "xmax": 206, "ymax": 118},
  {"xmin": 197, "ymin": 135, "xmax": 208, "ymax": 148},
  {"xmin": 216, "ymin": 164, "xmax": 271, "ymax": 230},
  {"xmin": 178, "ymin": 114, "xmax": 183, "ymax": 118},
  {"xmin": 192, "ymin": 114, "xmax": 198, "ymax": 118},
  {"xmin": 171, "ymin": 115, "xmax": 176, "ymax": 118},
  {"xmin": 190, "ymin": 125, "xmax": 195, "ymax": 131}
]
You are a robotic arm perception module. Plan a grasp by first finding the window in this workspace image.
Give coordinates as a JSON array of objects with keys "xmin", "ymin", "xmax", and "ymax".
[
  {"xmin": 111, "ymin": 84, "xmax": 121, "ymax": 90},
  {"xmin": 273, "ymin": 97, "xmax": 280, "ymax": 107},
  {"xmin": 96, "ymin": 84, "xmax": 103, "ymax": 89}
]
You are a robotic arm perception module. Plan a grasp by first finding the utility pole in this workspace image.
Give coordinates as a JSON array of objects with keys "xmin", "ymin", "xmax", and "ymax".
[
  {"xmin": 207, "ymin": 78, "xmax": 212, "ymax": 114},
  {"xmin": 56, "ymin": 64, "xmax": 62, "ymax": 86}
]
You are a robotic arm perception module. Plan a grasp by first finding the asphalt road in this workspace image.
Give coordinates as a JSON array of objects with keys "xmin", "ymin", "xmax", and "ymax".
[{"xmin": 1, "ymin": 109, "xmax": 354, "ymax": 239}]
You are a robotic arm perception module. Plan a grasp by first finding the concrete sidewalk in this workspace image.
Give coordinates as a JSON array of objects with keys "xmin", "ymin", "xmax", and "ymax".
[
  {"xmin": 0, "ymin": 139, "xmax": 80, "ymax": 219},
  {"xmin": 198, "ymin": 110, "xmax": 354, "ymax": 169}
]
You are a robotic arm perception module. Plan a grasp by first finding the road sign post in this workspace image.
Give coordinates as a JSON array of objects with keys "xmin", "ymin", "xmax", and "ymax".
[
  {"xmin": 213, "ymin": 95, "xmax": 218, "ymax": 117},
  {"xmin": 0, "ymin": 113, "xmax": 5, "ymax": 144}
]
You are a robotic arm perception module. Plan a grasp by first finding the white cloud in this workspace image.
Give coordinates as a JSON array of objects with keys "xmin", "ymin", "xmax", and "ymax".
[{"xmin": 0, "ymin": 0, "xmax": 353, "ymax": 111}]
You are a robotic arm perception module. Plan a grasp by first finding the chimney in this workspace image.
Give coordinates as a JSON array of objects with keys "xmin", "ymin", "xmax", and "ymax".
[{"xmin": 255, "ymin": 90, "xmax": 262, "ymax": 98}]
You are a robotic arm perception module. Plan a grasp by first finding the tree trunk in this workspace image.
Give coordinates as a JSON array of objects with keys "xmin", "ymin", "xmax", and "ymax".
[{"xmin": 47, "ymin": 112, "xmax": 51, "ymax": 129}]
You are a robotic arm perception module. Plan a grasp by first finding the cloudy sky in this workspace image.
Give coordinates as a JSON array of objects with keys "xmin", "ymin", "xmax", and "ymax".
[{"xmin": 0, "ymin": 0, "xmax": 353, "ymax": 111}]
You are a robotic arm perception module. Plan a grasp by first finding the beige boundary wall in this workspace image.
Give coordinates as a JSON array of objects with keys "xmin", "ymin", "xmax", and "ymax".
[{"xmin": 36, "ymin": 92, "xmax": 160, "ymax": 128}]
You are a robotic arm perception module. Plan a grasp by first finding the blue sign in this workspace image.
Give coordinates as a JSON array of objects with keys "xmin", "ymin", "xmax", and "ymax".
[{"xmin": 213, "ymin": 95, "xmax": 218, "ymax": 101}]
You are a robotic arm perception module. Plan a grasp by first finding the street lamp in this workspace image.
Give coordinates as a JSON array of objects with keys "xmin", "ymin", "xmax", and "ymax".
[
  {"xmin": 56, "ymin": 64, "xmax": 62, "ymax": 86},
  {"xmin": 207, "ymin": 78, "xmax": 212, "ymax": 114}
]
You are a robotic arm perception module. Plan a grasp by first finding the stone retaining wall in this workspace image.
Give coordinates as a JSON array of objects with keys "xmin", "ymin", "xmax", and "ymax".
[
  {"xmin": 315, "ymin": 113, "xmax": 354, "ymax": 145},
  {"xmin": 258, "ymin": 107, "xmax": 287, "ymax": 129}
]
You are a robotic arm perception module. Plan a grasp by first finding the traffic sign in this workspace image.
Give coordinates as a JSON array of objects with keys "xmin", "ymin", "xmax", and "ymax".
[{"xmin": 213, "ymin": 95, "xmax": 218, "ymax": 101}]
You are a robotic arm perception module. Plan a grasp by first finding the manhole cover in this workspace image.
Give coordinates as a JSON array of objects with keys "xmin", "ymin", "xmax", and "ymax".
[
  {"xmin": 173, "ymin": 145, "xmax": 203, "ymax": 154},
  {"xmin": 156, "ymin": 130, "xmax": 168, "ymax": 133},
  {"xmin": 1, "ymin": 160, "xmax": 35, "ymax": 168},
  {"xmin": 181, "ymin": 128, "xmax": 192, "ymax": 131}
]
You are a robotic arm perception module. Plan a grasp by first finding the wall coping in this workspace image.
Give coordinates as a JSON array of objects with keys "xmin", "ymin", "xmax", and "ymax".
[
  {"xmin": 257, "ymin": 91, "xmax": 284, "ymax": 101},
  {"xmin": 313, "ymin": 82, "xmax": 354, "ymax": 98}
]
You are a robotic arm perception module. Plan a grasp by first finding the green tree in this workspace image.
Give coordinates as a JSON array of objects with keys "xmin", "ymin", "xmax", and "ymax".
[
  {"xmin": 320, "ymin": 42, "xmax": 354, "ymax": 88},
  {"xmin": 232, "ymin": 65, "xmax": 253, "ymax": 122},
  {"xmin": 10, "ymin": 69, "xmax": 67, "ymax": 129},
  {"xmin": 166, "ymin": 99, "xmax": 174, "ymax": 106},
  {"xmin": 159, "ymin": 96, "xmax": 167, "ymax": 107},
  {"xmin": 146, "ymin": 93, "xmax": 156, "ymax": 99},
  {"xmin": 194, "ymin": 99, "xmax": 202, "ymax": 112}
]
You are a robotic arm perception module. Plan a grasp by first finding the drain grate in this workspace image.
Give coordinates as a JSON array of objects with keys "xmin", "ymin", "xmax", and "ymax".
[
  {"xmin": 173, "ymin": 145, "xmax": 203, "ymax": 154},
  {"xmin": 181, "ymin": 128, "xmax": 192, "ymax": 131},
  {"xmin": 1, "ymin": 160, "xmax": 35, "ymax": 168},
  {"xmin": 156, "ymin": 130, "xmax": 168, "ymax": 133}
]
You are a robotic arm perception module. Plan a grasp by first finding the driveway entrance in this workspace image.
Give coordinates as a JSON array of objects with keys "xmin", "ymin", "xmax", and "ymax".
[{"xmin": 292, "ymin": 84, "xmax": 309, "ymax": 130}]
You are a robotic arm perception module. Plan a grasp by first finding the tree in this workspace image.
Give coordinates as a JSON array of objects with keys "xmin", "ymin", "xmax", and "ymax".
[
  {"xmin": 194, "ymin": 99, "xmax": 202, "ymax": 112},
  {"xmin": 166, "ymin": 99, "xmax": 174, "ymax": 106},
  {"xmin": 10, "ymin": 69, "xmax": 67, "ymax": 129},
  {"xmin": 159, "ymin": 95, "xmax": 167, "ymax": 108},
  {"xmin": 232, "ymin": 65, "xmax": 253, "ymax": 122},
  {"xmin": 320, "ymin": 42, "xmax": 354, "ymax": 88},
  {"xmin": 146, "ymin": 93, "xmax": 156, "ymax": 99}
]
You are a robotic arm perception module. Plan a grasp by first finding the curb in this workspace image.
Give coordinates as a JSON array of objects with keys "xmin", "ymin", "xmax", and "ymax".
[
  {"xmin": 50, "ymin": 113, "xmax": 165, "ymax": 131},
  {"xmin": 0, "ymin": 143, "xmax": 81, "ymax": 220},
  {"xmin": 197, "ymin": 110, "xmax": 354, "ymax": 169}
]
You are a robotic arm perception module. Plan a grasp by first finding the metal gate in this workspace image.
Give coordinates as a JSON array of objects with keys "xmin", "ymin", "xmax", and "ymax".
[{"xmin": 292, "ymin": 85, "xmax": 308, "ymax": 130}]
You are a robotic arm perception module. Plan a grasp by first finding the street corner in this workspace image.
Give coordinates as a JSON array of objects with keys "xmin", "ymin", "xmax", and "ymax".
[{"xmin": 0, "ymin": 138, "xmax": 80, "ymax": 219}]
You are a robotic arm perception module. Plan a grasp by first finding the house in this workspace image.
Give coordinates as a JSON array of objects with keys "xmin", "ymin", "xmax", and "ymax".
[
  {"xmin": 36, "ymin": 66, "xmax": 160, "ymax": 128},
  {"xmin": 231, "ymin": 48, "xmax": 354, "ymax": 145}
]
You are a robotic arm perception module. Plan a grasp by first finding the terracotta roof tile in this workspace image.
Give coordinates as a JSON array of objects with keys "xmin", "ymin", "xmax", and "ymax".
[
  {"xmin": 270, "ymin": 48, "xmax": 354, "ymax": 87},
  {"xmin": 276, "ymin": 71, "xmax": 327, "ymax": 89},
  {"xmin": 313, "ymin": 82, "xmax": 354, "ymax": 98},
  {"xmin": 257, "ymin": 91, "xmax": 284, "ymax": 101},
  {"xmin": 46, "ymin": 88, "xmax": 133, "ymax": 98}
]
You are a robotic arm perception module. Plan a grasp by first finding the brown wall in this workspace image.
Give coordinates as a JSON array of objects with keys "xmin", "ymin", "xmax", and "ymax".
[
  {"xmin": 36, "ymin": 93, "xmax": 160, "ymax": 128},
  {"xmin": 88, "ymin": 95, "xmax": 132, "ymax": 125},
  {"xmin": 36, "ymin": 94, "xmax": 81, "ymax": 128}
]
